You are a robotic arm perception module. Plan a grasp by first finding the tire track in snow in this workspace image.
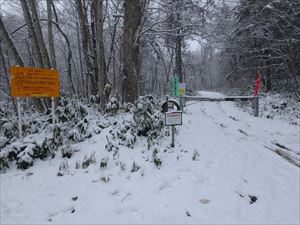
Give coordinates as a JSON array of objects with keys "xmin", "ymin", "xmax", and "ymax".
[{"xmin": 198, "ymin": 100, "xmax": 299, "ymax": 167}]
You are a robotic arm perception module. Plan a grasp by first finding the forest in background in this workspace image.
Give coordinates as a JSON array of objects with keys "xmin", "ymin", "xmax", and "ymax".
[{"xmin": 0, "ymin": 0, "xmax": 299, "ymax": 113}]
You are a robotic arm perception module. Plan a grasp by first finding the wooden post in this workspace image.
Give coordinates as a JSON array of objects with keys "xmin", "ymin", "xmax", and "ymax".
[
  {"xmin": 166, "ymin": 95, "xmax": 169, "ymax": 108},
  {"xmin": 254, "ymin": 96, "xmax": 259, "ymax": 117},
  {"xmin": 17, "ymin": 97, "xmax": 22, "ymax": 140},
  {"xmin": 51, "ymin": 96, "xmax": 55, "ymax": 125},
  {"xmin": 50, "ymin": 68, "xmax": 56, "ymax": 125},
  {"xmin": 179, "ymin": 96, "xmax": 184, "ymax": 111},
  {"xmin": 171, "ymin": 125, "xmax": 175, "ymax": 147}
]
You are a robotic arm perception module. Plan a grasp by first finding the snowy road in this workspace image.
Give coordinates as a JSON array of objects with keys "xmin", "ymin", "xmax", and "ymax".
[{"xmin": 1, "ymin": 91, "xmax": 299, "ymax": 224}]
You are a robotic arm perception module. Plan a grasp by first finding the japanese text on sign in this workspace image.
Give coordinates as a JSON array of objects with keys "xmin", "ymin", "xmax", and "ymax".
[
  {"xmin": 165, "ymin": 111, "xmax": 182, "ymax": 126},
  {"xmin": 10, "ymin": 66, "xmax": 59, "ymax": 97}
]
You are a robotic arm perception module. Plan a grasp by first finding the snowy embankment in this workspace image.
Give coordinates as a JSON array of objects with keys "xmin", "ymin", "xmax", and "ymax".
[{"xmin": 1, "ymin": 91, "xmax": 299, "ymax": 224}]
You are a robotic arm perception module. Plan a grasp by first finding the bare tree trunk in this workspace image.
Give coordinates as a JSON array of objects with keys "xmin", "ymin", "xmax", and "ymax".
[
  {"xmin": 47, "ymin": 19, "xmax": 76, "ymax": 95},
  {"xmin": 0, "ymin": 43, "xmax": 17, "ymax": 112},
  {"xmin": 27, "ymin": 0, "xmax": 51, "ymax": 68},
  {"xmin": 175, "ymin": 36, "xmax": 183, "ymax": 82},
  {"xmin": 0, "ymin": 15, "xmax": 45, "ymax": 112},
  {"xmin": 75, "ymin": 0, "xmax": 97, "ymax": 96},
  {"xmin": 107, "ymin": 15, "xmax": 120, "ymax": 74},
  {"xmin": 47, "ymin": 0, "xmax": 57, "ymax": 69},
  {"xmin": 174, "ymin": 0, "xmax": 183, "ymax": 83},
  {"xmin": 91, "ymin": 0, "xmax": 99, "ymax": 89},
  {"xmin": 209, "ymin": 45, "xmax": 213, "ymax": 89},
  {"xmin": 123, "ymin": 0, "xmax": 141, "ymax": 103},
  {"xmin": 20, "ymin": 0, "xmax": 49, "ymax": 112},
  {"xmin": 24, "ymin": 38, "xmax": 35, "ymax": 67},
  {"xmin": 0, "ymin": 17, "xmax": 24, "ymax": 66},
  {"xmin": 94, "ymin": 0, "xmax": 108, "ymax": 110},
  {"xmin": 76, "ymin": 16, "xmax": 87, "ymax": 98},
  {"xmin": 20, "ymin": 0, "xmax": 43, "ymax": 67}
]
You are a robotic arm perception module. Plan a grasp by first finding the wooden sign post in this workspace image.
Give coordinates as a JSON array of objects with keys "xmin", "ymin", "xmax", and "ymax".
[{"xmin": 10, "ymin": 66, "xmax": 59, "ymax": 139}]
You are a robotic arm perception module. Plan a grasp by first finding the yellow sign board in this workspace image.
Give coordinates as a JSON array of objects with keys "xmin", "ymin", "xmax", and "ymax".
[
  {"xmin": 178, "ymin": 83, "xmax": 186, "ymax": 96},
  {"xmin": 10, "ymin": 66, "xmax": 59, "ymax": 97}
]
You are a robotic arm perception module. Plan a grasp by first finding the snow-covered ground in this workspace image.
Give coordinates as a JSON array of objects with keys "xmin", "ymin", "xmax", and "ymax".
[{"xmin": 1, "ymin": 91, "xmax": 299, "ymax": 224}]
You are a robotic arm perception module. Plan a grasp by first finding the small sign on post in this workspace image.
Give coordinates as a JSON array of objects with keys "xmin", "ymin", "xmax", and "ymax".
[
  {"xmin": 10, "ymin": 66, "xmax": 59, "ymax": 97},
  {"xmin": 10, "ymin": 66, "xmax": 60, "ymax": 140},
  {"xmin": 165, "ymin": 111, "xmax": 182, "ymax": 126},
  {"xmin": 162, "ymin": 97, "xmax": 182, "ymax": 147},
  {"xmin": 165, "ymin": 110, "xmax": 182, "ymax": 148}
]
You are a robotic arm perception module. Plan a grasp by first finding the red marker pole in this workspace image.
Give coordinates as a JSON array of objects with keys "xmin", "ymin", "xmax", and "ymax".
[
  {"xmin": 254, "ymin": 72, "xmax": 261, "ymax": 97},
  {"xmin": 253, "ymin": 72, "xmax": 261, "ymax": 117}
]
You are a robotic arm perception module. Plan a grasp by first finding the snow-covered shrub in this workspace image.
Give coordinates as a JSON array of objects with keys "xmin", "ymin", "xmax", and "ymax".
[
  {"xmin": 133, "ymin": 96, "xmax": 164, "ymax": 149},
  {"xmin": 33, "ymin": 139, "xmax": 51, "ymax": 160},
  {"xmin": 57, "ymin": 160, "xmax": 69, "ymax": 176},
  {"xmin": 0, "ymin": 118, "xmax": 18, "ymax": 140},
  {"xmin": 90, "ymin": 94, "xmax": 100, "ymax": 104},
  {"xmin": 236, "ymin": 92, "xmax": 300, "ymax": 125},
  {"xmin": 0, "ymin": 151, "xmax": 9, "ymax": 172},
  {"xmin": 52, "ymin": 126, "xmax": 63, "ymax": 147},
  {"xmin": 105, "ymin": 136, "xmax": 119, "ymax": 152},
  {"xmin": 0, "ymin": 137, "xmax": 9, "ymax": 149},
  {"xmin": 100, "ymin": 157, "xmax": 109, "ymax": 169},
  {"xmin": 104, "ymin": 83, "xmax": 113, "ymax": 100},
  {"xmin": 106, "ymin": 95, "xmax": 164, "ymax": 151},
  {"xmin": 17, "ymin": 153, "xmax": 33, "ymax": 170},
  {"xmin": 61, "ymin": 145, "xmax": 74, "ymax": 158},
  {"xmin": 192, "ymin": 150, "xmax": 200, "ymax": 161},
  {"xmin": 100, "ymin": 176, "xmax": 110, "ymax": 183},
  {"xmin": 105, "ymin": 97, "xmax": 119, "ymax": 115},
  {"xmin": 15, "ymin": 143, "xmax": 35, "ymax": 170},
  {"xmin": 152, "ymin": 149, "xmax": 162, "ymax": 168},
  {"xmin": 131, "ymin": 162, "xmax": 140, "ymax": 173},
  {"xmin": 118, "ymin": 127, "xmax": 136, "ymax": 149},
  {"xmin": 68, "ymin": 129, "xmax": 84, "ymax": 143},
  {"xmin": 82, "ymin": 152, "xmax": 96, "ymax": 169},
  {"xmin": 108, "ymin": 115, "xmax": 137, "ymax": 149},
  {"xmin": 0, "ymin": 94, "xmax": 109, "ymax": 172},
  {"xmin": 75, "ymin": 160, "xmax": 81, "ymax": 169}
]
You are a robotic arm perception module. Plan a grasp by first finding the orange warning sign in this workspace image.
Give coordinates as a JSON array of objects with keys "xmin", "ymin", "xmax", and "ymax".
[{"xmin": 10, "ymin": 66, "xmax": 59, "ymax": 97}]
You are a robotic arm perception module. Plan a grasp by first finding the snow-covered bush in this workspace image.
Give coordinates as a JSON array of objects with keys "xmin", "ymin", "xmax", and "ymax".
[
  {"xmin": 100, "ymin": 157, "xmax": 109, "ymax": 169},
  {"xmin": 105, "ymin": 97, "xmax": 119, "ymax": 115},
  {"xmin": 133, "ymin": 96, "xmax": 164, "ymax": 149},
  {"xmin": 133, "ymin": 96, "xmax": 163, "ymax": 136},
  {"xmin": 105, "ymin": 136, "xmax": 119, "ymax": 152},
  {"xmin": 0, "ymin": 95, "xmax": 105, "ymax": 172},
  {"xmin": 0, "ymin": 118, "xmax": 18, "ymax": 141},
  {"xmin": 61, "ymin": 145, "xmax": 74, "ymax": 158},
  {"xmin": 82, "ymin": 152, "xmax": 96, "ymax": 169},
  {"xmin": 57, "ymin": 160, "xmax": 69, "ymax": 176},
  {"xmin": 192, "ymin": 150, "xmax": 200, "ymax": 161},
  {"xmin": 106, "ymin": 95, "xmax": 164, "ymax": 151},
  {"xmin": 0, "ymin": 151, "xmax": 9, "ymax": 172},
  {"xmin": 104, "ymin": 83, "xmax": 113, "ymax": 99},
  {"xmin": 152, "ymin": 148, "xmax": 162, "ymax": 168},
  {"xmin": 236, "ymin": 91, "xmax": 300, "ymax": 125},
  {"xmin": 108, "ymin": 115, "xmax": 137, "ymax": 149},
  {"xmin": 131, "ymin": 161, "xmax": 140, "ymax": 173},
  {"xmin": 0, "ymin": 137, "xmax": 9, "ymax": 149}
]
